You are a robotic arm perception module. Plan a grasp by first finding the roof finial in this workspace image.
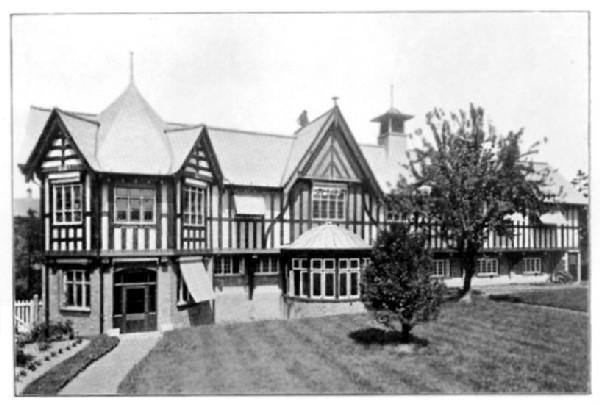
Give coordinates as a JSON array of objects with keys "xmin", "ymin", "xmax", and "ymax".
[
  {"xmin": 390, "ymin": 84, "xmax": 394, "ymax": 108},
  {"xmin": 332, "ymin": 96, "xmax": 339, "ymax": 107},
  {"xmin": 129, "ymin": 51, "xmax": 134, "ymax": 83}
]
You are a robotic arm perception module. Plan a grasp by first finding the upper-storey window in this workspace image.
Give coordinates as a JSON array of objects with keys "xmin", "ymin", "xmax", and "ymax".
[
  {"xmin": 53, "ymin": 183, "xmax": 82, "ymax": 224},
  {"xmin": 312, "ymin": 184, "xmax": 346, "ymax": 221},
  {"xmin": 115, "ymin": 187, "xmax": 155, "ymax": 224},
  {"xmin": 183, "ymin": 185, "xmax": 205, "ymax": 226}
]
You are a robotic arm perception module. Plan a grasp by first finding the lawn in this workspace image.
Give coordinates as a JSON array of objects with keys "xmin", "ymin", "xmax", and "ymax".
[
  {"xmin": 488, "ymin": 286, "xmax": 588, "ymax": 312},
  {"xmin": 119, "ymin": 295, "xmax": 588, "ymax": 394}
]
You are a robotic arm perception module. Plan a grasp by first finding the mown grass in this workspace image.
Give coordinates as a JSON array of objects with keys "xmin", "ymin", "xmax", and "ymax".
[
  {"xmin": 118, "ymin": 295, "xmax": 588, "ymax": 394},
  {"xmin": 489, "ymin": 286, "xmax": 588, "ymax": 312},
  {"xmin": 21, "ymin": 335, "xmax": 119, "ymax": 396}
]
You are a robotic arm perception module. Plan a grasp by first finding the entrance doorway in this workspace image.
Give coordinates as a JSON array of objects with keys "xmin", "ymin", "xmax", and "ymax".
[
  {"xmin": 113, "ymin": 268, "xmax": 157, "ymax": 333},
  {"xmin": 567, "ymin": 252, "xmax": 579, "ymax": 281}
]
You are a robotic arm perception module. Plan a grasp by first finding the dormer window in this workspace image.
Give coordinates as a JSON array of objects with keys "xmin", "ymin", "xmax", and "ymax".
[
  {"xmin": 114, "ymin": 187, "xmax": 156, "ymax": 224},
  {"xmin": 183, "ymin": 185, "xmax": 205, "ymax": 226},
  {"xmin": 53, "ymin": 183, "xmax": 82, "ymax": 224},
  {"xmin": 312, "ymin": 184, "xmax": 346, "ymax": 221}
]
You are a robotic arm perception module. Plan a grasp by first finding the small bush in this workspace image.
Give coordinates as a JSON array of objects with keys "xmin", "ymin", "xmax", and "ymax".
[
  {"xmin": 362, "ymin": 223, "xmax": 446, "ymax": 343},
  {"xmin": 16, "ymin": 349, "xmax": 34, "ymax": 367},
  {"xmin": 27, "ymin": 364, "xmax": 37, "ymax": 372},
  {"xmin": 19, "ymin": 370, "xmax": 27, "ymax": 377},
  {"xmin": 44, "ymin": 356, "xmax": 50, "ymax": 362},
  {"xmin": 49, "ymin": 351, "xmax": 56, "ymax": 357},
  {"xmin": 58, "ymin": 349, "xmax": 63, "ymax": 354},
  {"xmin": 29, "ymin": 321, "xmax": 75, "ymax": 343},
  {"xmin": 37, "ymin": 341, "xmax": 51, "ymax": 351}
]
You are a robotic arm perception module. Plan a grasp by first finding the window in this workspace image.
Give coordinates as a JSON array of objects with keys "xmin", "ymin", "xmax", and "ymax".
[
  {"xmin": 431, "ymin": 259, "xmax": 449, "ymax": 278},
  {"xmin": 183, "ymin": 185, "xmax": 205, "ymax": 226},
  {"xmin": 114, "ymin": 187, "xmax": 155, "ymax": 224},
  {"xmin": 178, "ymin": 277, "xmax": 194, "ymax": 305},
  {"xmin": 62, "ymin": 269, "xmax": 90, "ymax": 309},
  {"xmin": 312, "ymin": 185, "xmax": 346, "ymax": 221},
  {"xmin": 477, "ymin": 258, "xmax": 498, "ymax": 276},
  {"xmin": 257, "ymin": 256, "xmax": 279, "ymax": 274},
  {"xmin": 524, "ymin": 257, "xmax": 542, "ymax": 274},
  {"xmin": 213, "ymin": 256, "xmax": 239, "ymax": 275},
  {"xmin": 53, "ymin": 183, "xmax": 82, "ymax": 224},
  {"xmin": 338, "ymin": 258, "xmax": 361, "ymax": 298},
  {"xmin": 289, "ymin": 258, "xmax": 308, "ymax": 297}
]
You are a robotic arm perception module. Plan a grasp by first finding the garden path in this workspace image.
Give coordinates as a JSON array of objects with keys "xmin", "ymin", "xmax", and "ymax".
[{"xmin": 59, "ymin": 331, "xmax": 161, "ymax": 395}]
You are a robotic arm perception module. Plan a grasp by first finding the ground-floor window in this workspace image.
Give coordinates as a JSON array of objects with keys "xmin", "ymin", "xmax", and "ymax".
[
  {"xmin": 62, "ymin": 269, "xmax": 90, "ymax": 309},
  {"xmin": 477, "ymin": 258, "xmax": 499, "ymax": 276},
  {"xmin": 214, "ymin": 256, "xmax": 239, "ymax": 275},
  {"xmin": 288, "ymin": 257, "xmax": 361, "ymax": 300},
  {"xmin": 523, "ymin": 257, "xmax": 542, "ymax": 274},
  {"xmin": 257, "ymin": 256, "xmax": 279, "ymax": 275},
  {"xmin": 431, "ymin": 259, "xmax": 450, "ymax": 278}
]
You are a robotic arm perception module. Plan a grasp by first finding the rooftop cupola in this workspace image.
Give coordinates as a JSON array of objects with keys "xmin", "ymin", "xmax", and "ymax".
[{"xmin": 371, "ymin": 87, "xmax": 413, "ymax": 161}]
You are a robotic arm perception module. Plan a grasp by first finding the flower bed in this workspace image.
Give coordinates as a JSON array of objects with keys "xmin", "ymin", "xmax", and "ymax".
[{"xmin": 20, "ymin": 335, "xmax": 119, "ymax": 395}]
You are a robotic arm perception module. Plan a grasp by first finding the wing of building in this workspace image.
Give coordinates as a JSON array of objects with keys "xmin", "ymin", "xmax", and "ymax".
[{"xmin": 19, "ymin": 78, "xmax": 588, "ymax": 335}]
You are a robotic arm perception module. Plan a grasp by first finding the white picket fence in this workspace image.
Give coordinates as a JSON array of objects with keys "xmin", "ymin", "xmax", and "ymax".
[{"xmin": 15, "ymin": 295, "xmax": 43, "ymax": 331}]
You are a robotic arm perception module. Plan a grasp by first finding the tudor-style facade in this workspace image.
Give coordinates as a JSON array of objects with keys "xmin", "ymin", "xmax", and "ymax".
[{"xmin": 20, "ymin": 79, "xmax": 587, "ymax": 335}]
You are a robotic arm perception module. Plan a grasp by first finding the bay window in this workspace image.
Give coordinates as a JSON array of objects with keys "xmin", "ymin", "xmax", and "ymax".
[
  {"xmin": 288, "ymin": 257, "xmax": 361, "ymax": 299},
  {"xmin": 115, "ymin": 187, "xmax": 155, "ymax": 224},
  {"xmin": 312, "ymin": 184, "xmax": 346, "ymax": 221},
  {"xmin": 53, "ymin": 183, "xmax": 82, "ymax": 224},
  {"xmin": 62, "ymin": 269, "xmax": 90, "ymax": 309}
]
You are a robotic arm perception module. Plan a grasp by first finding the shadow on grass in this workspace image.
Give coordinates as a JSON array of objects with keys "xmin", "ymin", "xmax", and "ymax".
[
  {"xmin": 348, "ymin": 328, "xmax": 429, "ymax": 348},
  {"xmin": 488, "ymin": 294, "xmax": 524, "ymax": 304}
]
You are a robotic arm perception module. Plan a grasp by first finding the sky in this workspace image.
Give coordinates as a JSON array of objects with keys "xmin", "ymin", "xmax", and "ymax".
[{"xmin": 11, "ymin": 12, "xmax": 589, "ymax": 198}]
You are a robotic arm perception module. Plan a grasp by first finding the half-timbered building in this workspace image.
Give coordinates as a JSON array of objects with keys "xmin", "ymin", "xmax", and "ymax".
[{"xmin": 19, "ymin": 77, "xmax": 587, "ymax": 335}]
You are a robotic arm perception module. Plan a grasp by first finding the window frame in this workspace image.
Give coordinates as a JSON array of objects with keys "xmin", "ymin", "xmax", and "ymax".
[
  {"xmin": 213, "ymin": 256, "xmax": 239, "ymax": 276},
  {"xmin": 183, "ymin": 184, "xmax": 205, "ymax": 227},
  {"xmin": 53, "ymin": 183, "xmax": 83, "ymax": 225},
  {"xmin": 311, "ymin": 184, "xmax": 347, "ymax": 222},
  {"xmin": 61, "ymin": 269, "xmax": 90, "ymax": 311},
  {"xmin": 431, "ymin": 259, "xmax": 450, "ymax": 279},
  {"xmin": 114, "ymin": 186, "xmax": 157, "ymax": 225},
  {"xmin": 477, "ymin": 258, "xmax": 499, "ymax": 277},
  {"xmin": 523, "ymin": 257, "xmax": 542, "ymax": 275},
  {"xmin": 256, "ymin": 256, "xmax": 279, "ymax": 275}
]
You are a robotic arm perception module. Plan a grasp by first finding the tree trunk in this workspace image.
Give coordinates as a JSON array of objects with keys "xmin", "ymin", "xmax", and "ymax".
[
  {"xmin": 401, "ymin": 323, "xmax": 412, "ymax": 343},
  {"xmin": 460, "ymin": 253, "xmax": 477, "ymax": 303}
]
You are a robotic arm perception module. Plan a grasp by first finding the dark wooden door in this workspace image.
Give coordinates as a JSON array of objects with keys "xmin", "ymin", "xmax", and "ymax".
[{"xmin": 568, "ymin": 252, "xmax": 579, "ymax": 281}]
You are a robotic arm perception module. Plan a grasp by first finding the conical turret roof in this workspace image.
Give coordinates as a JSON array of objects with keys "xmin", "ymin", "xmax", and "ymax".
[{"xmin": 96, "ymin": 82, "xmax": 173, "ymax": 174}]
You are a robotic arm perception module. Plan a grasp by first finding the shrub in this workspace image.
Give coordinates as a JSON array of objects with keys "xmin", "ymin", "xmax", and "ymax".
[
  {"xmin": 37, "ymin": 341, "xmax": 51, "ymax": 351},
  {"xmin": 29, "ymin": 321, "xmax": 75, "ymax": 343},
  {"xmin": 44, "ymin": 356, "xmax": 50, "ymax": 361},
  {"xmin": 362, "ymin": 222, "xmax": 446, "ymax": 343},
  {"xmin": 16, "ymin": 349, "xmax": 34, "ymax": 367},
  {"xmin": 49, "ymin": 351, "xmax": 56, "ymax": 357}
]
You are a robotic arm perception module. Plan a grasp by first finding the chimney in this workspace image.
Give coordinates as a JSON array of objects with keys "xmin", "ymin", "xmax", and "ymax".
[{"xmin": 297, "ymin": 110, "xmax": 309, "ymax": 128}]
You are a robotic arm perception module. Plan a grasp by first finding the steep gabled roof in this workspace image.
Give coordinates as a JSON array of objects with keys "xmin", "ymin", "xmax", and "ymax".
[{"xmin": 208, "ymin": 126, "xmax": 294, "ymax": 187}]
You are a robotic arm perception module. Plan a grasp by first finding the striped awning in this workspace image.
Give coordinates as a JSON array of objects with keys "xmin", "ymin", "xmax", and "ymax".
[{"xmin": 179, "ymin": 261, "xmax": 214, "ymax": 302}]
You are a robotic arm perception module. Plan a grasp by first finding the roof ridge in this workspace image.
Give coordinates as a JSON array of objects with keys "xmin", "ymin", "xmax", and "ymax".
[
  {"xmin": 292, "ymin": 107, "xmax": 334, "ymax": 135},
  {"xmin": 55, "ymin": 108, "xmax": 100, "ymax": 126},
  {"xmin": 165, "ymin": 124, "xmax": 205, "ymax": 133},
  {"xmin": 207, "ymin": 125, "xmax": 292, "ymax": 139},
  {"xmin": 33, "ymin": 105, "xmax": 98, "ymax": 118}
]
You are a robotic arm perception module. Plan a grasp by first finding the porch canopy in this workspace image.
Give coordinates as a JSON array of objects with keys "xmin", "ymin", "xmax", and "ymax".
[
  {"xmin": 179, "ymin": 261, "xmax": 215, "ymax": 302},
  {"xmin": 281, "ymin": 224, "xmax": 371, "ymax": 251}
]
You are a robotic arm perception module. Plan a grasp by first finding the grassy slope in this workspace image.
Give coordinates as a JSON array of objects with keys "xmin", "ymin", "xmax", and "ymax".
[
  {"xmin": 22, "ymin": 335, "xmax": 119, "ymax": 396},
  {"xmin": 118, "ymin": 297, "xmax": 589, "ymax": 394},
  {"xmin": 489, "ymin": 287, "xmax": 588, "ymax": 312}
]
